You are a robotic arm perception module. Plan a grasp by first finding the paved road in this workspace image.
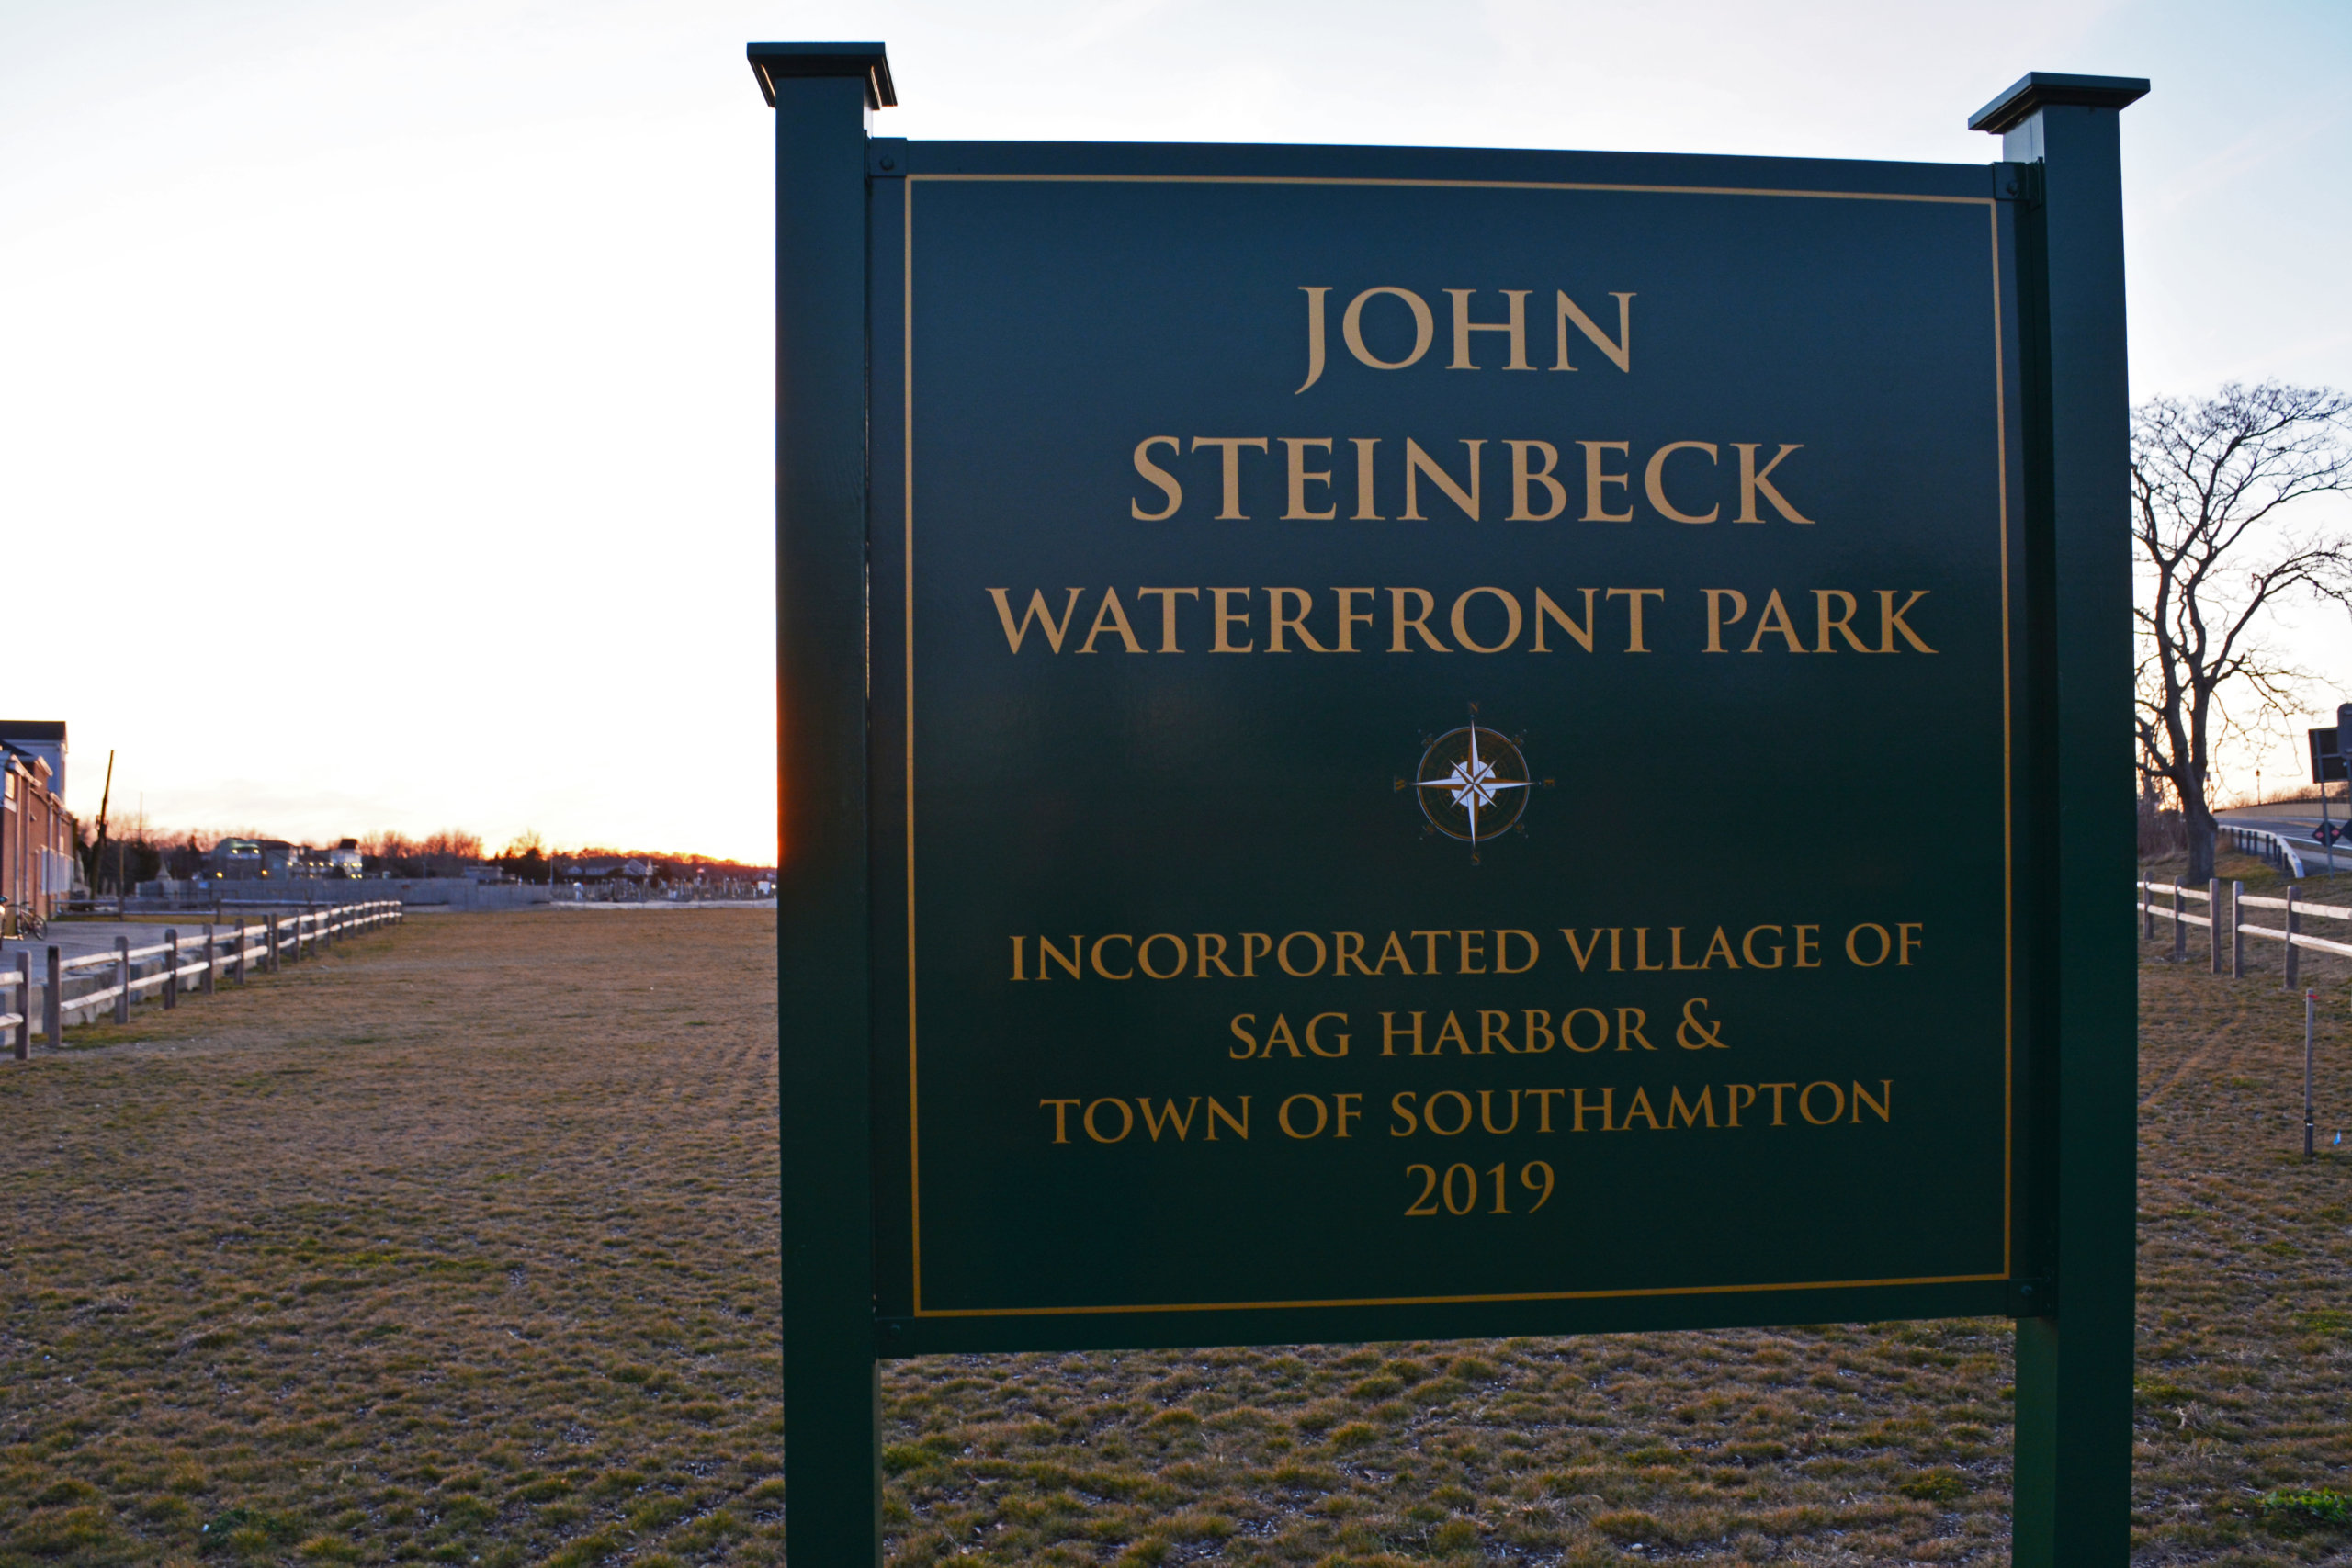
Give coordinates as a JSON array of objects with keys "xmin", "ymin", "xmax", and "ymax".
[
  {"xmin": 0, "ymin": 919, "xmax": 279, "ymax": 976},
  {"xmin": 2217, "ymin": 807, "xmax": 2352, "ymax": 874}
]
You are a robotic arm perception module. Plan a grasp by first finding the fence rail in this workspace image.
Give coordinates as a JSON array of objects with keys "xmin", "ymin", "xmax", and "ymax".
[
  {"xmin": 2138, "ymin": 876, "xmax": 2352, "ymax": 987},
  {"xmin": 6, "ymin": 900, "xmax": 402, "ymax": 1062}
]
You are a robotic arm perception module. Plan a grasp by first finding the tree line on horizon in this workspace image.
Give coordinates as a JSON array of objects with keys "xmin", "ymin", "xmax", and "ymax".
[{"xmin": 77, "ymin": 821, "xmax": 773, "ymax": 891}]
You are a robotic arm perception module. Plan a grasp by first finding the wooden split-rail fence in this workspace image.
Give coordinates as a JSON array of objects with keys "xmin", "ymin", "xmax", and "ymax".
[
  {"xmin": 2138, "ymin": 876, "xmax": 2352, "ymax": 987},
  {"xmin": 1, "ymin": 900, "xmax": 402, "ymax": 1062}
]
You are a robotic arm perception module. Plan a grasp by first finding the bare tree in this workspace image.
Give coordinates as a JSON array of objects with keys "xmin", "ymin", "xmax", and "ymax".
[{"xmin": 2135, "ymin": 381, "xmax": 2352, "ymax": 879}]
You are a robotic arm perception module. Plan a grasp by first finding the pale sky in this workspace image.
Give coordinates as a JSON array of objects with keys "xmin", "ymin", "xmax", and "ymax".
[{"xmin": 4, "ymin": 0, "xmax": 2346, "ymax": 862}]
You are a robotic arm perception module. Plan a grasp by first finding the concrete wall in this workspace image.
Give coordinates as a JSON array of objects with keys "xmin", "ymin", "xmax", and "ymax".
[{"xmin": 139, "ymin": 877, "xmax": 553, "ymax": 911}]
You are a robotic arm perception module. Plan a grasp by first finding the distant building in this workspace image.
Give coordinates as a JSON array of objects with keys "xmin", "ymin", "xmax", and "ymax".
[
  {"xmin": 0, "ymin": 721, "xmax": 66, "ymax": 799},
  {"xmin": 211, "ymin": 838, "xmax": 264, "ymax": 878},
  {"xmin": 0, "ymin": 723, "xmax": 76, "ymax": 930}
]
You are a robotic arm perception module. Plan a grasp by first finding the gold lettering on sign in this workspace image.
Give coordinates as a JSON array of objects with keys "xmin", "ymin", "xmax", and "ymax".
[
  {"xmin": 1137, "ymin": 1097, "xmax": 1199, "ymax": 1140},
  {"xmin": 1306, "ymin": 1012, "xmax": 1351, "ymax": 1057},
  {"xmin": 1644, "ymin": 441, "xmax": 1720, "ymax": 524},
  {"xmin": 1136, "ymin": 586, "xmax": 1196, "ymax": 653},
  {"xmin": 1334, "ymin": 587, "xmax": 1375, "ymax": 652},
  {"xmin": 1733, "ymin": 443, "xmax": 1815, "ymax": 524},
  {"xmin": 1351, "ymin": 438, "xmax": 1382, "ymax": 519},
  {"xmin": 1703, "ymin": 588, "xmax": 1747, "ymax": 652},
  {"xmin": 1446, "ymin": 289, "xmax": 1533, "ymax": 370},
  {"xmin": 1668, "ymin": 1085, "xmax": 1716, "ymax": 1129},
  {"xmin": 1607, "ymin": 587, "xmax": 1662, "ymax": 652},
  {"xmin": 1578, "ymin": 441, "xmax": 1633, "ymax": 522},
  {"xmin": 1507, "ymin": 441, "xmax": 1567, "ymax": 522},
  {"xmin": 1403, "ymin": 439, "xmax": 1484, "ymax": 521},
  {"xmin": 1084, "ymin": 1099, "xmax": 1135, "ymax": 1143},
  {"xmin": 1078, "ymin": 588, "xmax": 1144, "ymax": 654},
  {"xmin": 1192, "ymin": 436, "xmax": 1268, "ymax": 520},
  {"xmin": 1281, "ymin": 438, "xmax": 1337, "ymax": 520},
  {"xmin": 1211, "ymin": 587, "xmax": 1253, "ymax": 652},
  {"xmin": 988, "ymin": 588, "xmax": 1084, "ymax": 654},
  {"xmin": 1450, "ymin": 588, "xmax": 1521, "ymax": 653},
  {"xmin": 1295, "ymin": 286, "xmax": 1330, "ymax": 393},
  {"xmin": 1532, "ymin": 587, "xmax": 1596, "ymax": 652},
  {"xmin": 1342, "ymin": 287, "xmax": 1434, "ymax": 370},
  {"xmin": 1390, "ymin": 589, "xmax": 1448, "ymax": 653},
  {"xmin": 1878, "ymin": 590, "xmax": 1936, "ymax": 652},
  {"xmin": 1744, "ymin": 589, "xmax": 1806, "ymax": 653},
  {"xmin": 1266, "ymin": 588, "xmax": 1330, "ymax": 653},
  {"xmin": 1814, "ymin": 590, "xmax": 1869, "ymax": 653},
  {"xmin": 1381, "ymin": 1011, "xmax": 1424, "ymax": 1058},
  {"xmin": 1553, "ymin": 290, "xmax": 1634, "ymax": 372},
  {"xmin": 1132, "ymin": 436, "xmax": 1182, "ymax": 520},
  {"xmin": 1204, "ymin": 1097, "xmax": 1250, "ymax": 1140}
]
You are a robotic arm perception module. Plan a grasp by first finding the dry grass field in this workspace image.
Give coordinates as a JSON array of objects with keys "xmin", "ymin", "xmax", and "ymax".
[{"xmin": 2, "ymin": 878, "xmax": 2349, "ymax": 1566}]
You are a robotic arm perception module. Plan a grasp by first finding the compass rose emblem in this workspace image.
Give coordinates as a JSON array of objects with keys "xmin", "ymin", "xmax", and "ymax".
[{"xmin": 1397, "ymin": 707, "xmax": 1548, "ymax": 863}]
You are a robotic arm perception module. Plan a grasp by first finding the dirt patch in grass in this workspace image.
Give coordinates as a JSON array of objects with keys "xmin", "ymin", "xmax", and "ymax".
[{"xmin": 6, "ymin": 891, "xmax": 2352, "ymax": 1563}]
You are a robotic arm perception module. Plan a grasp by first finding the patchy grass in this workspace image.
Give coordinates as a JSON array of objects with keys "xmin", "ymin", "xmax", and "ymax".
[
  {"xmin": 4, "ymin": 897, "xmax": 2352, "ymax": 1563},
  {"xmin": 0, "ymin": 911, "xmax": 784, "ymax": 1565}
]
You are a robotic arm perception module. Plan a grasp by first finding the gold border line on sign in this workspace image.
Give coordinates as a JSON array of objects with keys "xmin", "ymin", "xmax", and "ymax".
[
  {"xmin": 900, "ymin": 172, "xmax": 2014, "ymax": 1319},
  {"xmin": 1990, "ymin": 199, "xmax": 2012, "ymax": 1279},
  {"xmin": 904, "ymin": 175, "xmax": 923, "ymax": 1313}
]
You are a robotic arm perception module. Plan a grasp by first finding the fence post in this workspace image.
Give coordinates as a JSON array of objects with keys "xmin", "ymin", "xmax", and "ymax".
[
  {"xmin": 45, "ymin": 945, "xmax": 60, "ymax": 1046},
  {"xmin": 12, "ymin": 951, "xmax": 28, "ymax": 1062},
  {"xmin": 232, "ymin": 923, "xmax": 245, "ymax": 984},
  {"xmin": 2170, "ymin": 877, "xmax": 2184, "ymax": 963},
  {"xmin": 164, "ymin": 930, "xmax": 178, "ymax": 1010},
  {"xmin": 2305, "ymin": 989, "xmax": 2318, "ymax": 1158},
  {"xmin": 113, "ymin": 935, "xmax": 130, "ymax": 1024},
  {"xmin": 267, "ymin": 916, "xmax": 281, "ymax": 975},
  {"xmin": 2231, "ymin": 880, "xmax": 2244, "ymax": 978},
  {"xmin": 2286, "ymin": 887, "xmax": 2301, "ymax": 991},
  {"xmin": 203, "ymin": 923, "xmax": 217, "ymax": 996},
  {"xmin": 2140, "ymin": 878, "xmax": 2151, "ymax": 940},
  {"xmin": 2209, "ymin": 877, "xmax": 2222, "ymax": 974}
]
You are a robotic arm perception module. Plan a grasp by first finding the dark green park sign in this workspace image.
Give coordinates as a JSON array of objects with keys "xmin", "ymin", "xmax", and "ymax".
[
  {"xmin": 759, "ymin": 47, "xmax": 2145, "ymax": 1566},
  {"xmin": 891, "ymin": 170, "xmax": 2009, "ymax": 1328}
]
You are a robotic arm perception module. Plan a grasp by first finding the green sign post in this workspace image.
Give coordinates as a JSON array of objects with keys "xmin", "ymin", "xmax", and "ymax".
[{"xmin": 758, "ymin": 47, "xmax": 2143, "ymax": 1563}]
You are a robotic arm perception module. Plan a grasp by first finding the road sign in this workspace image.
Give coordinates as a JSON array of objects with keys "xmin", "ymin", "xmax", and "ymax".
[
  {"xmin": 758, "ymin": 48, "xmax": 2145, "ymax": 1566},
  {"xmin": 2309, "ymin": 728, "xmax": 2346, "ymax": 784}
]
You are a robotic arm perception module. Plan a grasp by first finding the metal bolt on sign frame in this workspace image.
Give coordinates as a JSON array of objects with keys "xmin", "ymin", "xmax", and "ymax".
[{"xmin": 756, "ymin": 49, "xmax": 2144, "ymax": 1567}]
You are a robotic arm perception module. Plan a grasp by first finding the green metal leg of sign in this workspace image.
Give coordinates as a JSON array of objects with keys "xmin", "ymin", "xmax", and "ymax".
[
  {"xmin": 1983, "ymin": 80, "xmax": 2143, "ymax": 1565},
  {"xmin": 765, "ymin": 54, "xmax": 884, "ymax": 1568}
]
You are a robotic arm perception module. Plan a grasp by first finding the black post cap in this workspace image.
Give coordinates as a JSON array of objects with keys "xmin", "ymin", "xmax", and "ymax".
[
  {"xmin": 1968, "ymin": 71, "xmax": 2147, "ymax": 133},
  {"xmin": 747, "ymin": 42, "xmax": 896, "ymax": 110}
]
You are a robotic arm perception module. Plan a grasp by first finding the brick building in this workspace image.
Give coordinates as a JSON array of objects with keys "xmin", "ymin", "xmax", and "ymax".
[{"xmin": 0, "ymin": 721, "xmax": 77, "ymax": 932}]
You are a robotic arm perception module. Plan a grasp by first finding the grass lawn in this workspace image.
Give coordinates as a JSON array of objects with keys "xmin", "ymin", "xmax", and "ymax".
[{"xmin": 3, "ymin": 886, "xmax": 2350, "ymax": 1565}]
